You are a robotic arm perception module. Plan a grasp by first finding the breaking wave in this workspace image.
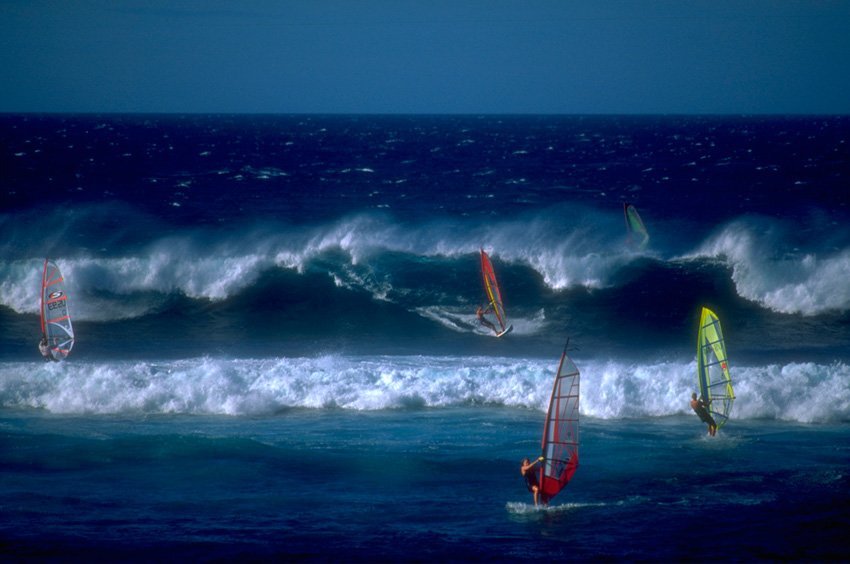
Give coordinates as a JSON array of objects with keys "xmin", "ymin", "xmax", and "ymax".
[
  {"xmin": 1, "ymin": 355, "xmax": 847, "ymax": 423},
  {"xmin": 684, "ymin": 219, "xmax": 850, "ymax": 316},
  {"xmin": 3, "ymin": 208, "xmax": 850, "ymax": 325}
]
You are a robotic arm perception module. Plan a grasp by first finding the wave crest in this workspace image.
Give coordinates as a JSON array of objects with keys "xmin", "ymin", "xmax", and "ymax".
[
  {"xmin": 687, "ymin": 219, "xmax": 850, "ymax": 315},
  {"xmin": 4, "ymin": 211, "xmax": 850, "ymax": 324},
  {"xmin": 0, "ymin": 209, "xmax": 639, "ymax": 321}
]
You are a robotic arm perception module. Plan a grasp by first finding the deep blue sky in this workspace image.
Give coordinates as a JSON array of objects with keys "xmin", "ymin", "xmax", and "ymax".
[{"xmin": 2, "ymin": 0, "xmax": 849, "ymax": 114}]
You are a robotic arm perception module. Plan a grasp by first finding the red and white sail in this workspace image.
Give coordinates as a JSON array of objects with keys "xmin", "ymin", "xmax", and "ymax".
[{"xmin": 538, "ymin": 347, "xmax": 580, "ymax": 503}]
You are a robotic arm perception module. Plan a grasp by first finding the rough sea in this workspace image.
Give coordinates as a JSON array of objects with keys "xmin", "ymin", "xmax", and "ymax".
[{"xmin": 1, "ymin": 114, "xmax": 849, "ymax": 560}]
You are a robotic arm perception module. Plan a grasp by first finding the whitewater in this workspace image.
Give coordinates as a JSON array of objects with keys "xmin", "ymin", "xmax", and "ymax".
[{"xmin": 1, "ymin": 356, "xmax": 848, "ymax": 423}]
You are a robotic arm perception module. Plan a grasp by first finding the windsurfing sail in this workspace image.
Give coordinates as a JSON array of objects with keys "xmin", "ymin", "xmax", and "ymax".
[
  {"xmin": 696, "ymin": 307, "xmax": 734, "ymax": 428},
  {"xmin": 40, "ymin": 259, "xmax": 75, "ymax": 361},
  {"xmin": 537, "ymin": 344, "xmax": 580, "ymax": 504},
  {"xmin": 624, "ymin": 203, "xmax": 649, "ymax": 249},
  {"xmin": 479, "ymin": 249, "xmax": 510, "ymax": 334}
]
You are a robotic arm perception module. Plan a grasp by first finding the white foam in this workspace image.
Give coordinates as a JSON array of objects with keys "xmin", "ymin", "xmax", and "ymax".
[
  {"xmin": 0, "ymin": 209, "xmax": 641, "ymax": 321},
  {"xmin": 0, "ymin": 253, "xmax": 273, "ymax": 320},
  {"xmin": 4, "ymin": 210, "xmax": 849, "ymax": 323},
  {"xmin": 579, "ymin": 358, "xmax": 850, "ymax": 424},
  {"xmin": 0, "ymin": 355, "xmax": 846, "ymax": 422},
  {"xmin": 682, "ymin": 220, "xmax": 850, "ymax": 315},
  {"xmin": 413, "ymin": 307, "xmax": 546, "ymax": 336},
  {"xmin": 505, "ymin": 501, "xmax": 590, "ymax": 514}
]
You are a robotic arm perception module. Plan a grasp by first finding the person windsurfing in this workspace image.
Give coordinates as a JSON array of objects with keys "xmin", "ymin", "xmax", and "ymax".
[
  {"xmin": 520, "ymin": 456, "xmax": 545, "ymax": 507},
  {"xmin": 476, "ymin": 304, "xmax": 498, "ymax": 335},
  {"xmin": 38, "ymin": 335, "xmax": 55, "ymax": 361},
  {"xmin": 690, "ymin": 392, "xmax": 717, "ymax": 436}
]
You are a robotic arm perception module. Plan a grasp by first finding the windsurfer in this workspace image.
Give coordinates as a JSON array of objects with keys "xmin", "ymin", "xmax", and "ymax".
[
  {"xmin": 38, "ymin": 336, "xmax": 54, "ymax": 361},
  {"xmin": 520, "ymin": 456, "xmax": 545, "ymax": 506},
  {"xmin": 690, "ymin": 392, "xmax": 717, "ymax": 436},
  {"xmin": 476, "ymin": 304, "xmax": 498, "ymax": 335}
]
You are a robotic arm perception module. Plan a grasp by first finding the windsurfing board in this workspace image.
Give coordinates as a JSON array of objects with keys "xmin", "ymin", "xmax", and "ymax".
[{"xmin": 496, "ymin": 324, "xmax": 514, "ymax": 338}]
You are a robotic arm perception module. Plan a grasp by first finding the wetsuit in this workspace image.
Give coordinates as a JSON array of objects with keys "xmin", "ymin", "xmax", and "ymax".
[{"xmin": 523, "ymin": 468, "xmax": 539, "ymax": 493}]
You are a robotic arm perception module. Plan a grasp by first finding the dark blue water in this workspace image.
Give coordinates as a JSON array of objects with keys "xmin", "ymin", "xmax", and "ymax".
[
  {"xmin": 1, "ymin": 114, "xmax": 849, "ymax": 559},
  {"xmin": 2, "ymin": 409, "xmax": 848, "ymax": 560}
]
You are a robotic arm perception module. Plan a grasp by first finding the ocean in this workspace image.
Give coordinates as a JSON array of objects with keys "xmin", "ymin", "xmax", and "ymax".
[{"xmin": 1, "ymin": 114, "xmax": 849, "ymax": 560}]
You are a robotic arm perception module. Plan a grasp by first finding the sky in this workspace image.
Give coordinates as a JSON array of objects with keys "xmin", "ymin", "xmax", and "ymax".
[{"xmin": 1, "ymin": 0, "xmax": 849, "ymax": 114}]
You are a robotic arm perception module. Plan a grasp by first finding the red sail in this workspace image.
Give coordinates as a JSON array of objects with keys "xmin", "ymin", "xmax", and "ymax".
[{"xmin": 479, "ymin": 249, "xmax": 507, "ymax": 332}]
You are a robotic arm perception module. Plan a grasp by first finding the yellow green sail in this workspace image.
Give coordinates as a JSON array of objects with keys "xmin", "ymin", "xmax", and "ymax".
[
  {"xmin": 696, "ymin": 307, "xmax": 735, "ymax": 428},
  {"xmin": 624, "ymin": 203, "xmax": 649, "ymax": 249}
]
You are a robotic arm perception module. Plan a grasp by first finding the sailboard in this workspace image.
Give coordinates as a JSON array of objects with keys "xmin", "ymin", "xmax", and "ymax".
[
  {"xmin": 537, "ymin": 343, "xmax": 580, "ymax": 504},
  {"xmin": 623, "ymin": 203, "xmax": 649, "ymax": 249},
  {"xmin": 479, "ymin": 249, "xmax": 513, "ymax": 336},
  {"xmin": 696, "ymin": 307, "xmax": 734, "ymax": 428},
  {"xmin": 40, "ymin": 259, "xmax": 75, "ymax": 361}
]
